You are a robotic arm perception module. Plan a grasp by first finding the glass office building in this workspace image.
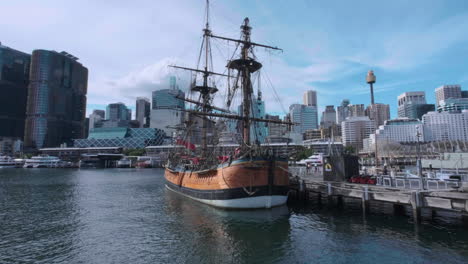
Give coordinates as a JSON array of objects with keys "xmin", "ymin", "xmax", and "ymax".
[
  {"xmin": 24, "ymin": 50, "xmax": 88, "ymax": 149},
  {"xmin": 0, "ymin": 43, "xmax": 31, "ymax": 139}
]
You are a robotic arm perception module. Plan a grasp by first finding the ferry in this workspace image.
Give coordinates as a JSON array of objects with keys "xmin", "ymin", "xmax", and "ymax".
[
  {"xmin": 0, "ymin": 156, "xmax": 23, "ymax": 168},
  {"xmin": 23, "ymin": 155, "xmax": 61, "ymax": 168}
]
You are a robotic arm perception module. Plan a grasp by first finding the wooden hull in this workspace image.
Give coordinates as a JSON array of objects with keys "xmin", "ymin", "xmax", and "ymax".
[{"xmin": 164, "ymin": 158, "xmax": 289, "ymax": 209}]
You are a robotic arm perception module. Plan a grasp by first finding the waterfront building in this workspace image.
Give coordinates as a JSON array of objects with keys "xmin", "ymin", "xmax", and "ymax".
[
  {"xmin": 435, "ymin": 85, "xmax": 461, "ymax": 106},
  {"xmin": 303, "ymin": 139, "xmax": 344, "ymax": 156},
  {"xmin": 106, "ymin": 102, "xmax": 131, "ymax": 121},
  {"xmin": 0, "ymin": 43, "xmax": 30, "ymax": 140},
  {"xmin": 303, "ymin": 90, "xmax": 317, "ymax": 107},
  {"xmin": 320, "ymin": 105, "xmax": 336, "ymax": 129},
  {"xmin": 422, "ymin": 110, "xmax": 468, "ymax": 142},
  {"xmin": 74, "ymin": 127, "xmax": 165, "ymax": 149},
  {"xmin": 24, "ymin": 50, "xmax": 88, "ymax": 149},
  {"xmin": 289, "ymin": 104, "xmax": 318, "ymax": 134},
  {"xmin": 365, "ymin": 103, "xmax": 390, "ymax": 127},
  {"xmin": 437, "ymin": 98, "xmax": 468, "ymax": 113},
  {"xmin": 373, "ymin": 118, "xmax": 425, "ymax": 143},
  {"xmin": 341, "ymin": 116, "xmax": 375, "ymax": 152},
  {"xmin": 136, "ymin": 97, "xmax": 150, "ymax": 128}
]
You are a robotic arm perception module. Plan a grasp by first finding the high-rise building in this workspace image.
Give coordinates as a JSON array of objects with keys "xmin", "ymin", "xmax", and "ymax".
[
  {"xmin": 24, "ymin": 50, "xmax": 88, "ymax": 149},
  {"xmin": 106, "ymin": 102, "xmax": 130, "ymax": 121},
  {"xmin": 88, "ymin": 109, "xmax": 105, "ymax": 134},
  {"xmin": 365, "ymin": 103, "xmax": 390, "ymax": 127},
  {"xmin": 320, "ymin": 105, "xmax": 336, "ymax": 129},
  {"xmin": 435, "ymin": 85, "xmax": 461, "ymax": 106},
  {"xmin": 437, "ymin": 98, "xmax": 468, "ymax": 113},
  {"xmin": 0, "ymin": 43, "xmax": 30, "ymax": 140},
  {"xmin": 373, "ymin": 118, "xmax": 425, "ymax": 143},
  {"xmin": 422, "ymin": 111, "xmax": 468, "ymax": 142},
  {"xmin": 238, "ymin": 92, "xmax": 268, "ymax": 143},
  {"xmin": 289, "ymin": 104, "xmax": 318, "ymax": 134},
  {"xmin": 150, "ymin": 78, "xmax": 185, "ymax": 137},
  {"xmin": 303, "ymin": 90, "xmax": 317, "ymax": 107},
  {"xmin": 341, "ymin": 116, "xmax": 375, "ymax": 152},
  {"xmin": 336, "ymin": 100, "xmax": 366, "ymax": 125},
  {"xmin": 397, "ymin": 91, "xmax": 434, "ymax": 119},
  {"xmin": 136, "ymin": 97, "xmax": 150, "ymax": 128}
]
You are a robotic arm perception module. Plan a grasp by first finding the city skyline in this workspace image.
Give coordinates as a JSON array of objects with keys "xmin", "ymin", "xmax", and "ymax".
[{"xmin": 2, "ymin": 0, "xmax": 468, "ymax": 118}]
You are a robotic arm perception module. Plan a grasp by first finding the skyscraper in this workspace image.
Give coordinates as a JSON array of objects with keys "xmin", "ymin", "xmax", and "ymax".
[
  {"xmin": 303, "ymin": 90, "xmax": 317, "ymax": 107},
  {"xmin": 320, "ymin": 105, "xmax": 336, "ymax": 129},
  {"xmin": 289, "ymin": 104, "xmax": 318, "ymax": 134},
  {"xmin": 365, "ymin": 103, "xmax": 390, "ymax": 127},
  {"xmin": 136, "ymin": 97, "xmax": 150, "ymax": 128},
  {"xmin": 435, "ymin": 85, "xmax": 461, "ymax": 106},
  {"xmin": 150, "ymin": 78, "xmax": 185, "ymax": 137},
  {"xmin": 0, "ymin": 43, "xmax": 30, "ymax": 140},
  {"xmin": 106, "ymin": 103, "xmax": 131, "ymax": 121},
  {"xmin": 238, "ymin": 92, "xmax": 268, "ymax": 143},
  {"xmin": 341, "ymin": 116, "xmax": 375, "ymax": 152},
  {"xmin": 397, "ymin": 91, "xmax": 434, "ymax": 119},
  {"xmin": 24, "ymin": 50, "xmax": 88, "ymax": 149}
]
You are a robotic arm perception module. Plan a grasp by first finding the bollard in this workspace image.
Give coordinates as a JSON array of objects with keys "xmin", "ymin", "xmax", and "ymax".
[{"xmin": 410, "ymin": 191, "xmax": 422, "ymax": 223}]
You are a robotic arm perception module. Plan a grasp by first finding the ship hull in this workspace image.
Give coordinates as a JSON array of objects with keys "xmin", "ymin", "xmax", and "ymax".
[{"xmin": 164, "ymin": 158, "xmax": 289, "ymax": 209}]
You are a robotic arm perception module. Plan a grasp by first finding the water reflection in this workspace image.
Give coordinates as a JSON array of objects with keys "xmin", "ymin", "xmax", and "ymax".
[
  {"xmin": 164, "ymin": 189, "xmax": 291, "ymax": 263},
  {"xmin": 0, "ymin": 169, "xmax": 81, "ymax": 263}
]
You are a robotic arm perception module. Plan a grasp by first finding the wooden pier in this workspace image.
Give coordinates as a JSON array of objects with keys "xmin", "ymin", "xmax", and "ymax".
[{"xmin": 289, "ymin": 178, "xmax": 468, "ymax": 224}]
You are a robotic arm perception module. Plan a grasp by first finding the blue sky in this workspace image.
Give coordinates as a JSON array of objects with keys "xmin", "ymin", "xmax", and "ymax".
[{"xmin": 2, "ymin": 0, "xmax": 468, "ymax": 119}]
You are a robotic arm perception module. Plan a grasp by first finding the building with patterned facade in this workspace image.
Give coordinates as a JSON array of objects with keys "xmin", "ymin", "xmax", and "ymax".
[
  {"xmin": 320, "ymin": 105, "xmax": 336, "ymax": 129},
  {"xmin": 24, "ymin": 50, "xmax": 88, "ymax": 149},
  {"xmin": 422, "ymin": 110, "xmax": 468, "ymax": 142},
  {"xmin": 74, "ymin": 127, "xmax": 165, "ymax": 149}
]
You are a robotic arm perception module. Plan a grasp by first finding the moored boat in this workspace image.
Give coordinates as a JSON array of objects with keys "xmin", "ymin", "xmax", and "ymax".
[
  {"xmin": 164, "ymin": 2, "xmax": 292, "ymax": 209},
  {"xmin": 24, "ymin": 155, "xmax": 61, "ymax": 168}
]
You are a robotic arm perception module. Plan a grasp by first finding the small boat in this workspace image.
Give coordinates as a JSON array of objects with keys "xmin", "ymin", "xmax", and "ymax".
[{"xmin": 23, "ymin": 155, "xmax": 61, "ymax": 168}]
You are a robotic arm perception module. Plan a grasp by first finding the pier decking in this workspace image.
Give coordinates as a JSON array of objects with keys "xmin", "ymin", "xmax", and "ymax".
[{"xmin": 289, "ymin": 168, "xmax": 468, "ymax": 224}]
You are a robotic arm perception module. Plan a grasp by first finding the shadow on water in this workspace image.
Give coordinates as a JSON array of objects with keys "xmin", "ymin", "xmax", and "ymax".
[
  {"xmin": 164, "ymin": 189, "xmax": 292, "ymax": 264},
  {"xmin": 287, "ymin": 199, "xmax": 468, "ymax": 264}
]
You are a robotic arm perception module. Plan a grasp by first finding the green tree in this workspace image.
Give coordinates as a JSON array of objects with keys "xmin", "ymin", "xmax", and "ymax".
[{"xmin": 343, "ymin": 145, "xmax": 355, "ymax": 155}]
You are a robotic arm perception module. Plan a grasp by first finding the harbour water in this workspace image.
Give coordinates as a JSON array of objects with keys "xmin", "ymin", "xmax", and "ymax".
[{"xmin": 1, "ymin": 168, "xmax": 467, "ymax": 263}]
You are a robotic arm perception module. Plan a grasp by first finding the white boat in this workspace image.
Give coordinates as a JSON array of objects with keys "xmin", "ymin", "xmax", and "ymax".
[
  {"xmin": 23, "ymin": 155, "xmax": 61, "ymax": 168},
  {"xmin": 0, "ymin": 156, "xmax": 23, "ymax": 168}
]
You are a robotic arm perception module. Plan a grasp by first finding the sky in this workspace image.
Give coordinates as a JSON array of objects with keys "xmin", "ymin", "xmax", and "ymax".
[{"xmin": 2, "ymin": 0, "xmax": 468, "ymax": 119}]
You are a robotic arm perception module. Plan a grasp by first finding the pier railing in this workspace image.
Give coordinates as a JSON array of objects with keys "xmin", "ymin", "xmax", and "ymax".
[{"xmin": 376, "ymin": 175, "xmax": 460, "ymax": 190}]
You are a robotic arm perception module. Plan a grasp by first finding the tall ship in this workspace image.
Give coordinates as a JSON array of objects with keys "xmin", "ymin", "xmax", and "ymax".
[{"xmin": 164, "ymin": 1, "xmax": 292, "ymax": 209}]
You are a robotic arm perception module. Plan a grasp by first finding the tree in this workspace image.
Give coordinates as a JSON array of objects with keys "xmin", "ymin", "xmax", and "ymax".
[
  {"xmin": 123, "ymin": 148, "xmax": 146, "ymax": 156},
  {"xmin": 295, "ymin": 148, "xmax": 315, "ymax": 161},
  {"xmin": 343, "ymin": 145, "xmax": 355, "ymax": 155}
]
